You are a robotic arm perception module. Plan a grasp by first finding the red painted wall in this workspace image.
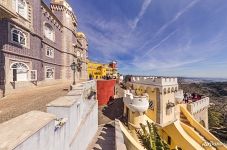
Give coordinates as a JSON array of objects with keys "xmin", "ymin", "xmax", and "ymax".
[{"xmin": 97, "ymin": 80, "xmax": 116, "ymax": 106}]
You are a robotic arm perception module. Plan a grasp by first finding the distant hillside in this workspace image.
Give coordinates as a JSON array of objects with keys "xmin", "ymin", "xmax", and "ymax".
[
  {"xmin": 178, "ymin": 77, "xmax": 227, "ymax": 84},
  {"xmin": 179, "ymin": 80, "xmax": 227, "ymax": 142}
]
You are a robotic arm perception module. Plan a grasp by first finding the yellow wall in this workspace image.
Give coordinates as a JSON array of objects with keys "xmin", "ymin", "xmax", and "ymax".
[
  {"xmin": 161, "ymin": 92, "xmax": 176, "ymax": 124},
  {"xmin": 87, "ymin": 61, "xmax": 106, "ymax": 79},
  {"xmin": 146, "ymin": 87, "xmax": 157, "ymax": 122},
  {"xmin": 87, "ymin": 60, "xmax": 116, "ymax": 79},
  {"xmin": 131, "ymin": 84, "xmax": 158, "ymax": 122}
]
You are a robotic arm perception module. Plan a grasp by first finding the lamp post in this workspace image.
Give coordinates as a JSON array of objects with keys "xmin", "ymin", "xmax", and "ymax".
[{"xmin": 70, "ymin": 61, "xmax": 77, "ymax": 85}]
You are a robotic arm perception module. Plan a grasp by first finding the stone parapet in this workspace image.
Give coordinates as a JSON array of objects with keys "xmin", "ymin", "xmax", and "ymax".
[
  {"xmin": 131, "ymin": 76, "xmax": 178, "ymax": 86},
  {"xmin": 187, "ymin": 97, "xmax": 209, "ymax": 115},
  {"xmin": 115, "ymin": 119, "xmax": 127, "ymax": 150},
  {"xmin": 123, "ymin": 90, "xmax": 149, "ymax": 113},
  {"xmin": 0, "ymin": 80, "xmax": 98, "ymax": 150}
]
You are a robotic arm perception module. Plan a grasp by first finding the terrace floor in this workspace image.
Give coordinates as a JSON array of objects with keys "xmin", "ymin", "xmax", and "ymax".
[{"xmin": 0, "ymin": 83, "xmax": 70, "ymax": 123}]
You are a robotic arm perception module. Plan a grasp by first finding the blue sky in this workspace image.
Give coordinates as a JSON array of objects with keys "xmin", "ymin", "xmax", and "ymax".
[{"xmin": 47, "ymin": 0, "xmax": 227, "ymax": 78}]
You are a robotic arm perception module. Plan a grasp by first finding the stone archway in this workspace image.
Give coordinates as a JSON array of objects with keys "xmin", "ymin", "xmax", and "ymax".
[{"xmin": 10, "ymin": 62, "xmax": 29, "ymax": 81}]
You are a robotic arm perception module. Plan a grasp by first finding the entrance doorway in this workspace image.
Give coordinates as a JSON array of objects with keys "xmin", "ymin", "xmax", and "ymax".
[{"xmin": 10, "ymin": 62, "xmax": 29, "ymax": 81}]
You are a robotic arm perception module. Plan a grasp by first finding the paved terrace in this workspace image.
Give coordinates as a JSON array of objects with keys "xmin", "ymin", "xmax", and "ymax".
[{"xmin": 0, "ymin": 83, "xmax": 70, "ymax": 123}]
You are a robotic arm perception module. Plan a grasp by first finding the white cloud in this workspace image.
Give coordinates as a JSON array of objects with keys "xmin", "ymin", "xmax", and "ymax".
[{"xmin": 130, "ymin": 0, "xmax": 152, "ymax": 29}]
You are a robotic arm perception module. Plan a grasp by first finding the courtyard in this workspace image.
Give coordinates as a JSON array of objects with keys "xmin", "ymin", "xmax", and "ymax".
[{"xmin": 0, "ymin": 83, "xmax": 70, "ymax": 123}]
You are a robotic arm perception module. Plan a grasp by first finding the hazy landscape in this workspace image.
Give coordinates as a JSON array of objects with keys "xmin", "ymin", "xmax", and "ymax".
[{"xmin": 179, "ymin": 77, "xmax": 227, "ymax": 142}]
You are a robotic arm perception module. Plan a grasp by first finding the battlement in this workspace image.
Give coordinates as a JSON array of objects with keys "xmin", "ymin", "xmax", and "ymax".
[
  {"xmin": 131, "ymin": 76, "xmax": 178, "ymax": 86},
  {"xmin": 187, "ymin": 97, "xmax": 209, "ymax": 115}
]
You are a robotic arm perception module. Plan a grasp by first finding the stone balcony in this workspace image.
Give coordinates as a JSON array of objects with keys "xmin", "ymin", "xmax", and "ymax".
[
  {"xmin": 123, "ymin": 90, "xmax": 149, "ymax": 113},
  {"xmin": 175, "ymin": 90, "xmax": 184, "ymax": 103},
  {"xmin": 187, "ymin": 97, "xmax": 210, "ymax": 115},
  {"xmin": 0, "ymin": 0, "xmax": 17, "ymax": 19}
]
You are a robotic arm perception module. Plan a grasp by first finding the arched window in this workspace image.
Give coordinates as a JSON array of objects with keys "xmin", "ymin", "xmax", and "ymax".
[
  {"xmin": 10, "ymin": 62, "xmax": 29, "ymax": 81},
  {"xmin": 11, "ymin": 28, "xmax": 26, "ymax": 46},
  {"xmin": 13, "ymin": 0, "xmax": 28, "ymax": 19},
  {"xmin": 44, "ymin": 23, "xmax": 54, "ymax": 41},
  {"xmin": 45, "ymin": 67, "xmax": 54, "ymax": 79}
]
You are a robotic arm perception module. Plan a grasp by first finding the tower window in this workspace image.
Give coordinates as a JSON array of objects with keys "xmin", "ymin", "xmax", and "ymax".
[
  {"xmin": 44, "ymin": 23, "xmax": 55, "ymax": 41},
  {"xmin": 13, "ymin": 0, "xmax": 28, "ymax": 19}
]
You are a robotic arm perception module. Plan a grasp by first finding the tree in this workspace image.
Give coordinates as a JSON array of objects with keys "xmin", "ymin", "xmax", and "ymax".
[{"xmin": 136, "ymin": 121, "xmax": 170, "ymax": 150}]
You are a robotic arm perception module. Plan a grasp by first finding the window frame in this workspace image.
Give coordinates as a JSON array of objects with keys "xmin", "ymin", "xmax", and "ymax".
[
  {"xmin": 45, "ymin": 66, "xmax": 55, "ymax": 79},
  {"xmin": 11, "ymin": 28, "xmax": 26, "ymax": 46},
  {"xmin": 44, "ymin": 23, "xmax": 55, "ymax": 42},
  {"xmin": 30, "ymin": 70, "xmax": 37, "ymax": 81},
  {"xmin": 13, "ymin": 0, "xmax": 28, "ymax": 19},
  {"xmin": 46, "ymin": 46, "xmax": 55, "ymax": 58}
]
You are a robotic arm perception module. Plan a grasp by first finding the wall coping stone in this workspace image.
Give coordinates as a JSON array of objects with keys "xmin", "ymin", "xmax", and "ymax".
[
  {"xmin": 0, "ymin": 111, "xmax": 55, "ymax": 150},
  {"xmin": 115, "ymin": 119, "xmax": 127, "ymax": 150},
  {"xmin": 46, "ymin": 96, "xmax": 78, "ymax": 107}
]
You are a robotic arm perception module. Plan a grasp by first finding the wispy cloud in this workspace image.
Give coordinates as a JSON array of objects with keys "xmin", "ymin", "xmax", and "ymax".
[
  {"xmin": 72, "ymin": 0, "xmax": 227, "ymax": 77},
  {"xmin": 142, "ymin": 30, "xmax": 177, "ymax": 57},
  {"xmin": 155, "ymin": 0, "xmax": 200, "ymax": 37},
  {"xmin": 130, "ymin": 0, "xmax": 152, "ymax": 29},
  {"xmin": 140, "ymin": 0, "xmax": 200, "ymax": 50}
]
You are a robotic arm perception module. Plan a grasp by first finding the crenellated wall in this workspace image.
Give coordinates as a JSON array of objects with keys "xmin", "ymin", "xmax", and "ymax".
[
  {"xmin": 0, "ymin": 80, "xmax": 98, "ymax": 150},
  {"xmin": 187, "ymin": 97, "xmax": 209, "ymax": 128},
  {"xmin": 131, "ymin": 76, "xmax": 178, "ymax": 86}
]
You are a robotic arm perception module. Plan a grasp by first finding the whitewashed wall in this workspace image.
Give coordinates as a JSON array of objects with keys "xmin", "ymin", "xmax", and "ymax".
[{"xmin": 0, "ymin": 81, "xmax": 98, "ymax": 150}]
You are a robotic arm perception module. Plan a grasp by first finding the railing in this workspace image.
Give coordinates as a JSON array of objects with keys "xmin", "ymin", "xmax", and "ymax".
[{"xmin": 187, "ymin": 97, "xmax": 209, "ymax": 114}]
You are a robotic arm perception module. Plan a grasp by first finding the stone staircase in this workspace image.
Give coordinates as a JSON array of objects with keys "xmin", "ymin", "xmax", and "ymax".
[
  {"xmin": 180, "ymin": 112, "xmax": 191, "ymax": 126},
  {"xmin": 88, "ymin": 123, "xmax": 115, "ymax": 150},
  {"xmin": 180, "ymin": 112, "xmax": 216, "ymax": 150}
]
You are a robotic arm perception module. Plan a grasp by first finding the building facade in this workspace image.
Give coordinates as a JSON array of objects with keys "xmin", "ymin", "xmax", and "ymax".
[
  {"xmin": 118, "ymin": 76, "xmax": 227, "ymax": 150},
  {"xmin": 0, "ymin": 0, "xmax": 88, "ymax": 97},
  {"xmin": 87, "ymin": 60, "xmax": 118, "ymax": 79}
]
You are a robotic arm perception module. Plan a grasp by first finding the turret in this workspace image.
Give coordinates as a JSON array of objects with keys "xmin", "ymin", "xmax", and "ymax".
[{"xmin": 123, "ymin": 90, "xmax": 149, "ymax": 139}]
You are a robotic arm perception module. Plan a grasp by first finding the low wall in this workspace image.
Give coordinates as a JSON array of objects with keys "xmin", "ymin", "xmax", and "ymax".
[
  {"xmin": 115, "ymin": 120, "xmax": 127, "ymax": 150},
  {"xmin": 0, "ymin": 80, "xmax": 98, "ymax": 150},
  {"xmin": 187, "ymin": 97, "xmax": 209, "ymax": 115}
]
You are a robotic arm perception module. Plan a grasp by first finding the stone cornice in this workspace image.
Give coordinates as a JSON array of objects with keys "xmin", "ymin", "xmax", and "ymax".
[
  {"xmin": 2, "ymin": 50, "xmax": 68, "ymax": 67},
  {"xmin": 50, "ymin": 3, "xmax": 78, "ymax": 27}
]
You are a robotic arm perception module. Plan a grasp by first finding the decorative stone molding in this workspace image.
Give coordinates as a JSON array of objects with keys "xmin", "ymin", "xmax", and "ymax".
[
  {"xmin": 41, "ymin": 4, "xmax": 62, "ymax": 31},
  {"xmin": 50, "ymin": 3, "xmax": 78, "ymax": 27}
]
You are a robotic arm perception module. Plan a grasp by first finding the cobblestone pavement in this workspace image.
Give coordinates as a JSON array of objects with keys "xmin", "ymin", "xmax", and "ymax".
[{"xmin": 0, "ymin": 83, "xmax": 70, "ymax": 123}]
